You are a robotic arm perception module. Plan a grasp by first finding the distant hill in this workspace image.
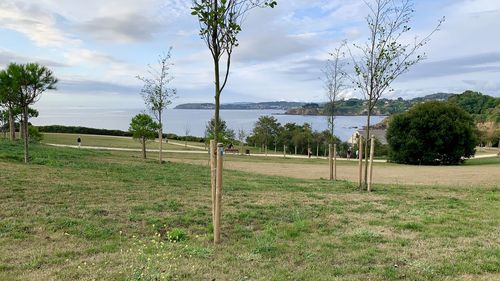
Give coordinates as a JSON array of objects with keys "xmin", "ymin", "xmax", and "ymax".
[
  {"xmin": 175, "ymin": 101, "xmax": 305, "ymax": 110},
  {"xmin": 286, "ymin": 93, "xmax": 458, "ymax": 116}
]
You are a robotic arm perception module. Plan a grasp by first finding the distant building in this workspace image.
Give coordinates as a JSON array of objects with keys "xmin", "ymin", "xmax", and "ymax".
[{"xmin": 348, "ymin": 129, "xmax": 388, "ymax": 145}]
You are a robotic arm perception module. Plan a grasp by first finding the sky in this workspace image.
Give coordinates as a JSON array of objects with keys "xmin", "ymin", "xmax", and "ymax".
[{"xmin": 1, "ymin": 0, "xmax": 500, "ymax": 112}]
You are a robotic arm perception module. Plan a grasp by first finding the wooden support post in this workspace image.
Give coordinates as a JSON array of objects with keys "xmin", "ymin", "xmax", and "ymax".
[
  {"xmin": 368, "ymin": 135, "xmax": 375, "ymax": 192},
  {"xmin": 283, "ymin": 145, "xmax": 286, "ymax": 158},
  {"xmin": 329, "ymin": 144, "xmax": 333, "ymax": 181},
  {"xmin": 358, "ymin": 136, "xmax": 363, "ymax": 189},
  {"xmin": 334, "ymin": 143, "xmax": 337, "ymax": 181},
  {"xmin": 214, "ymin": 143, "xmax": 224, "ymax": 244},
  {"xmin": 210, "ymin": 141, "xmax": 216, "ymax": 226}
]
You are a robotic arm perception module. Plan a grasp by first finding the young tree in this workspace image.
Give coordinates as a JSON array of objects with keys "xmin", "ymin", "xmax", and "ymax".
[
  {"xmin": 323, "ymin": 42, "xmax": 347, "ymax": 138},
  {"xmin": 13, "ymin": 63, "xmax": 57, "ymax": 163},
  {"xmin": 349, "ymin": 0, "xmax": 444, "ymax": 189},
  {"xmin": 137, "ymin": 48, "xmax": 177, "ymax": 164},
  {"xmin": 237, "ymin": 128, "xmax": 247, "ymax": 154},
  {"xmin": 192, "ymin": 0, "xmax": 277, "ymax": 244},
  {"xmin": 205, "ymin": 116, "xmax": 235, "ymax": 144},
  {"xmin": 184, "ymin": 122, "xmax": 191, "ymax": 148},
  {"xmin": 191, "ymin": 0, "xmax": 276, "ymax": 144},
  {"xmin": 129, "ymin": 114, "xmax": 160, "ymax": 159}
]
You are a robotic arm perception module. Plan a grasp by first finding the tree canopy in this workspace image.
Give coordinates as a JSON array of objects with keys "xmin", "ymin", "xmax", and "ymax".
[
  {"xmin": 387, "ymin": 101, "xmax": 476, "ymax": 165},
  {"xmin": 129, "ymin": 113, "xmax": 160, "ymax": 159}
]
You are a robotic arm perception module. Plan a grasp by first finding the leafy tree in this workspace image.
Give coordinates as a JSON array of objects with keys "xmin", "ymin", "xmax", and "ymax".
[
  {"xmin": 252, "ymin": 116, "xmax": 280, "ymax": 152},
  {"xmin": 137, "ymin": 48, "xmax": 177, "ymax": 164},
  {"xmin": 191, "ymin": 0, "xmax": 276, "ymax": 144},
  {"xmin": 448, "ymin": 90, "xmax": 499, "ymax": 116},
  {"xmin": 4, "ymin": 106, "xmax": 39, "ymax": 139},
  {"xmin": 349, "ymin": 0, "xmax": 444, "ymax": 188},
  {"xmin": 12, "ymin": 63, "xmax": 57, "ymax": 163},
  {"xmin": 387, "ymin": 102, "xmax": 476, "ymax": 165},
  {"xmin": 28, "ymin": 125, "xmax": 43, "ymax": 143},
  {"xmin": 0, "ymin": 67, "xmax": 20, "ymax": 140},
  {"xmin": 323, "ymin": 41, "xmax": 347, "ymax": 137},
  {"xmin": 237, "ymin": 128, "xmax": 247, "ymax": 153},
  {"xmin": 129, "ymin": 114, "xmax": 160, "ymax": 159},
  {"xmin": 205, "ymin": 117, "xmax": 235, "ymax": 145}
]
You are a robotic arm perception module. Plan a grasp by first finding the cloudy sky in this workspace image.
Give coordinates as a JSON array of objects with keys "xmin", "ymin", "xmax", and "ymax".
[{"xmin": 1, "ymin": 0, "xmax": 499, "ymax": 112}]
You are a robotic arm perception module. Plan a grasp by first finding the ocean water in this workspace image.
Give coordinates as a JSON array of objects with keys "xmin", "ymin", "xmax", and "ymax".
[{"xmin": 32, "ymin": 108, "xmax": 386, "ymax": 141}]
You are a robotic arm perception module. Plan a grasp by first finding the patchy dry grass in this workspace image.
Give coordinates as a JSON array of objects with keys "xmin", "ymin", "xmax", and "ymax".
[{"xmin": 0, "ymin": 140, "xmax": 499, "ymax": 280}]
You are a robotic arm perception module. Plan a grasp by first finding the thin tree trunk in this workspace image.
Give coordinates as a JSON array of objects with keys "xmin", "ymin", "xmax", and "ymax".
[
  {"xmin": 158, "ymin": 111, "xmax": 163, "ymax": 164},
  {"xmin": 294, "ymin": 145, "xmax": 297, "ymax": 155},
  {"xmin": 23, "ymin": 106, "xmax": 29, "ymax": 163},
  {"xmin": 213, "ymin": 56, "xmax": 221, "ymax": 144},
  {"xmin": 142, "ymin": 138, "xmax": 147, "ymax": 159},
  {"xmin": 8, "ymin": 109, "xmax": 15, "ymax": 140},
  {"xmin": 20, "ymin": 118, "xmax": 25, "ymax": 140},
  {"xmin": 364, "ymin": 107, "xmax": 371, "ymax": 190}
]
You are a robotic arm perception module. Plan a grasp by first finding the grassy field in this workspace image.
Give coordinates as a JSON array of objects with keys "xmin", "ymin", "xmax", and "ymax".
[
  {"xmin": 42, "ymin": 133, "xmax": 207, "ymax": 151},
  {"xmin": 0, "ymin": 140, "xmax": 499, "ymax": 280}
]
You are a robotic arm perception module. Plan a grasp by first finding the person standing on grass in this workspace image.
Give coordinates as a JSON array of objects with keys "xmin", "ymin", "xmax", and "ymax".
[
  {"xmin": 77, "ymin": 136, "xmax": 81, "ymax": 148},
  {"xmin": 347, "ymin": 147, "xmax": 352, "ymax": 160}
]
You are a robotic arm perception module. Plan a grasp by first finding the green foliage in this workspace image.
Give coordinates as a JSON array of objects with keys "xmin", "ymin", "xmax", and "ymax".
[
  {"xmin": 204, "ymin": 117, "xmax": 235, "ymax": 144},
  {"xmin": 246, "ymin": 117, "xmax": 341, "ymax": 155},
  {"xmin": 387, "ymin": 101, "xmax": 476, "ymax": 165},
  {"xmin": 251, "ymin": 116, "xmax": 281, "ymax": 147},
  {"xmin": 136, "ymin": 48, "xmax": 176, "ymax": 124},
  {"xmin": 166, "ymin": 228, "xmax": 187, "ymax": 242},
  {"xmin": 448, "ymin": 90, "xmax": 499, "ymax": 117},
  {"xmin": 28, "ymin": 126, "xmax": 43, "ymax": 143},
  {"xmin": 129, "ymin": 114, "xmax": 160, "ymax": 142}
]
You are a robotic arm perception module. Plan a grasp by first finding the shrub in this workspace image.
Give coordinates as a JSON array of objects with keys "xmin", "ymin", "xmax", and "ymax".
[
  {"xmin": 28, "ymin": 126, "xmax": 43, "ymax": 143},
  {"xmin": 387, "ymin": 101, "xmax": 476, "ymax": 165}
]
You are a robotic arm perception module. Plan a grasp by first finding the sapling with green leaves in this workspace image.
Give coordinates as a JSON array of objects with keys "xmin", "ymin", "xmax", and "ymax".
[
  {"xmin": 349, "ymin": 0, "xmax": 444, "ymax": 190},
  {"xmin": 137, "ymin": 48, "xmax": 177, "ymax": 164},
  {"xmin": 192, "ymin": 0, "xmax": 277, "ymax": 243},
  {"xmin": 129, "ymin": 113, "xmax": 160, "ymax": 159}
]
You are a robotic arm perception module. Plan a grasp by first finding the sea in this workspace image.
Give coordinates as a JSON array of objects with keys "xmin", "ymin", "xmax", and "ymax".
[{"xmin": 32, "ymin": 108, "xmax": 386, "ymax": 141}]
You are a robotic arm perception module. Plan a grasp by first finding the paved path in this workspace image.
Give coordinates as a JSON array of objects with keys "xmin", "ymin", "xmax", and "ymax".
[
  {"xmin": 44, "ymin": 143, "xmax": 208, "ymax": 154},
  {"xmin": 44, "ymin": 143, "xmax": 498, "ymax": 162}
]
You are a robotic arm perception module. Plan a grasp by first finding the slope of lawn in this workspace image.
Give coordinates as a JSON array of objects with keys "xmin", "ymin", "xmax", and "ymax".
[
  {"xmin": 0, "ymin": 140, "xmax": 498, "ymax": 280},
  {"xmin": 41, "ymin": 133, "xmax": 206, "ymax": 151}
]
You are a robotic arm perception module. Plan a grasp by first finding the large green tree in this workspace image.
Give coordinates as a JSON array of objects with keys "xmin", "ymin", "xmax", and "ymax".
[
  {"xmin": 387, "ymin": 101, "xmax": 476, "ymax": 165},
  {"xmin": 9, "ymin": 63, "xmax": 57, "ymax": 163},
  {"xmin": 129, "ymin": 114, "xmax": 160, "ymax": 159},
  {"xmin": 252, "ymin": 116, "xmax": 281, "ymax": 152}
]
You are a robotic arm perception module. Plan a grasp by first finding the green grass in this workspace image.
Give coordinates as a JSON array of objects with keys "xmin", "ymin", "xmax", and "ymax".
[
  {"xmin": 41, "ymin": 133, "xmax": 206, "ymax": 151},
  {"xmin": 464, "ymin": 156, "xmax": 500, "ymax": 165},
  {"xmin": 0, "ymin": 140, "xmax": 499, "ymax": 280}
]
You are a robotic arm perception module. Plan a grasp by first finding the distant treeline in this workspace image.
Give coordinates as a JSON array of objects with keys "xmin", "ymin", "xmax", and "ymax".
[{"xmin": 38, "ymin": 125, "xmax": 206, "ymax": 143}]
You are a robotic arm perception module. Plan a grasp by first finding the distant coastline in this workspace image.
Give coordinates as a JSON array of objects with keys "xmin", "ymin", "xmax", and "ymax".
[{"xmin": 174, "ymin": 93, "xmax": 454, "ymax": 116}]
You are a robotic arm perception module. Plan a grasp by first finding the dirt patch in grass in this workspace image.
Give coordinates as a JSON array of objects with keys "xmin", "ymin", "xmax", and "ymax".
[{"xmin": 172, "ymin": 157, "xmax": 499, "ymax": 187}]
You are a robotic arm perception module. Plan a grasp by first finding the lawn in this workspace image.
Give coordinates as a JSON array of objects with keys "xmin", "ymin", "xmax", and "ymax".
[
  {"xmin": 0, "ymin": 140, "xmax": 499, "ymax": 280},
  {"xmin": 41, "ymin": 133, "xmax": 207, "ymax": 151}
]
